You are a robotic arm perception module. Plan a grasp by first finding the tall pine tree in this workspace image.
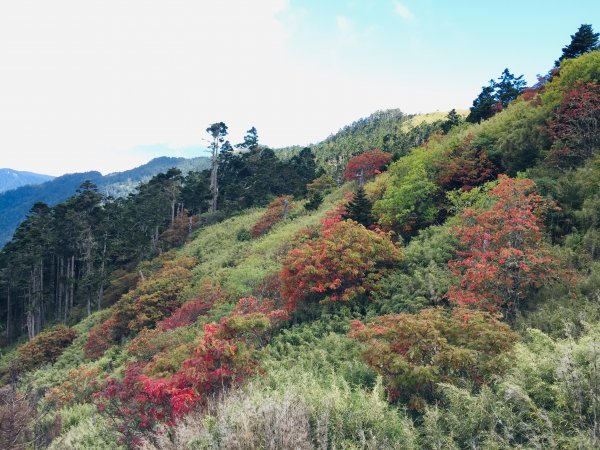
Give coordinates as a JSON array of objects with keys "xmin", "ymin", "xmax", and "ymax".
[
  {"xmin": 343, "ymin": 186, "xmax": 374, "ymax": 227},
  {"xmin": 556, "ymin": 24, "xmax": 599, "ymax": 66}
]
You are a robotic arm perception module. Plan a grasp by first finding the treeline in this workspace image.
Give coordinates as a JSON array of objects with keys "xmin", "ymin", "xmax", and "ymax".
[
  {"xmin": 0, "ymin": 128, "xmax": 317, "ymax": 344},
  {"xmin": 277, "ymin": 109, "xmax": 443, "ymax": 180}
]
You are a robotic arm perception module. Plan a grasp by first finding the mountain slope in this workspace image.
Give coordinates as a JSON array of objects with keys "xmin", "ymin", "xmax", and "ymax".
[{"xmin": 0, "ymin": 168, "xmax": 54, "ymax": 193}]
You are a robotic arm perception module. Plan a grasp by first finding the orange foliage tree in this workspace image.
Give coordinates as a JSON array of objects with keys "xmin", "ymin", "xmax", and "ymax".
[
  {"xmin": 16, "ymin": 325, "xmax": 76, "ymax": 371},
  {"xmin": 447, "ymin": 176, "xmax": 564, "ymax": 321},
  {"xmin": 280, "ymin": 220, "xmax": 401, "ymax": 311},
  {"xmin": 350, "ymin": 307, "xmax": 516, "ymax": 410}
]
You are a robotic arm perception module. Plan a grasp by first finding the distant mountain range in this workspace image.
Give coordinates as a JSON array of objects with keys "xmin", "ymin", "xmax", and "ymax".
[
  {"xmin": 0, "ymin": 156, "xmax": 210, "ymax": 247},
  {"xmin": 0, "ymin": 168, "xmax": 54, "ymax": 193}
]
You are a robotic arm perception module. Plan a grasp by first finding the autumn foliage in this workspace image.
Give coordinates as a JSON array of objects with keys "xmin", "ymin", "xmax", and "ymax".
[
  {"xmin": 84, "ymin": 257, "xmax": 195, "ymax": 359},
  {"xmin": 547, "ymin": 81, "xmax": 600, "ymax": 167},
  {"xmin": 343, "ymin": 149, "xmax": 392, "ymax": 182},
  {"xmin": 350, "ymin": 307, "xmax": 516, "ymax": 410},
  {"xmin": 16, "ymin": 325, "xmax": 76, "ymax": 372},
  {"xmin": 448, "ymin": 176, "xmax": 563, "ymax": 320},
  {"xmin": 280, "ymin": 220, "xmax": 401, "ymax": 311},
  {"xmin": 435, "ymin": 135, "xmax": 497, "ymax": 191},
  {"xmin": 95, "ymin": 297, "xmax": 288, "ymax": 444},
  {"xmin": 251, "ymin": 196, "xmax": 294, "ymax": 238}
]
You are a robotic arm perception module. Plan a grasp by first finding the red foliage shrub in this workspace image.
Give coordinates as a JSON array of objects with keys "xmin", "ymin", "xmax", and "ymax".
[
  {"xmin": 16, "ymin": 325, "xmax": 76, "ymax": 371},
  {"xmin": 96, "ymin": 297, "xmax": 288, "ymax": 442},
  {"xmin": 547, "ymin": 81, "xmax": 600, "ymax": 167},
  {"xmin": 447, "ymin": 176, "xmax": 565, "ymax": 321},
  {"xmin": 350, "ymin": 307, "xmax": 516, "ymax": 409},
  {"xmin": 251, "ymin": 196, "xmax": 294, "ymax": 238},
  {"xmin": 280, "ymin": 220, "xmax": 402, "ymax": 311},
  {"xmin": 343, "ymin": 149, "xmax": 392, "ymax": 182},
  {"xmin": 158, "ymin": 298, "xmax": 214, "ymax": 331},
  {"xmin": 84, "ymin": 318, "xmax": 117, "ymax": 360},
  {"xmin": 435, "ymin": 135, "xmax": 498, "ymax": 191}
]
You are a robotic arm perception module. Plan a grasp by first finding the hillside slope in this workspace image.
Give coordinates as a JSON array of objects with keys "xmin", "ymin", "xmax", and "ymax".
[{"xmin": 1, "ymin": 51, "xmax": 600, "ymax": 449}]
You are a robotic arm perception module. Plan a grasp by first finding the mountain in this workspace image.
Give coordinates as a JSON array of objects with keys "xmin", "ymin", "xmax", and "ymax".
[
  {"xmin": 0, "ymin": 156, "xmax": 209, "ymax": 246},
  {"xmin": 0, "ymin": 168, "xmax": 54, "ymax": 193}
]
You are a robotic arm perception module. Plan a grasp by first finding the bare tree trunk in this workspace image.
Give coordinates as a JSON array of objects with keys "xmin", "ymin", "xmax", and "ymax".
[
  {"xmin": 209, "ymin": 140, "xmax": 219, "ymax": 213},
  {"xmin": 6, "ymin": 283, "xmax": 11, "ymax": 340},
  {"xmin": 97, "ymin": 234, "xmax": 107, "ymax": 312}
]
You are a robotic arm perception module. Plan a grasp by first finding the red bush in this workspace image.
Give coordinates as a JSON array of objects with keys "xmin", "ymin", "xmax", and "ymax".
[
  {"xmin": 16, "ymin": 325, "xmax": 76, "ymax": 371},
  {"xmin": 280, "ymin": 220, "xmax": 402, "ymax": 311},
  {"xmin": 251, "ymin": 196, "xmax": 294, "ymax": 238},
  {"xmin": 96, "ymin": 297, "xmax": 288, "ymax": 442},
  {"xmin": 343, "ymin": 149, "xmax": 392, "ymax": 182}
]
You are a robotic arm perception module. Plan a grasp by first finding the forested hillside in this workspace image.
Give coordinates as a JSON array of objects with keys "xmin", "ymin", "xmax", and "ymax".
[
  {"xmin": 0, "ymin": 157, "xmax": 210, "ymax": 247},
  {"xmin": 1, "ymin": 25, "xmax": 600, "ymax": 450}
]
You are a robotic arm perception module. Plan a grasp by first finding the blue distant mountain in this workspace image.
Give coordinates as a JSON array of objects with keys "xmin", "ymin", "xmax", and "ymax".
[
  {"xmin": 0, "ymin": 156, "xmax": 210, "ymax": 247},
  {"xmin": 0, "ymin": 168, "xmax": 54, "ymax": 193}
]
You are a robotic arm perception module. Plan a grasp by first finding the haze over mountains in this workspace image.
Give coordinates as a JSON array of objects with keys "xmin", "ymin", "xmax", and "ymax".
[{"xmin": 0, "ymin": 156, "xmax": 210, "ymax": 246}]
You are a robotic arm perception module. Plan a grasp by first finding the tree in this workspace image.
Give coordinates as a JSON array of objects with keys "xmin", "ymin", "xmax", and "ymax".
[
  {"xmin": 280, "ymin": 220, "xmax": 401, "ymax": 311},
  {"xmin": 466, "ymin": 83, "xmax": 496, "ymax": 124},
  {"xmin": 342, "ymin": 186, "xmax": 374, "ymax": 227},
  {"xmin": 495, "ymin": 68, "xmax": 527, "ymax": 108},
  {"xmin": 206, "ymin": 122, "xmax": 228, "ymax": 212},
  {"xmin": 556, "ymin": 24, "xmax": 599, "ymax": 66},
  {"xmin": 547, "ymin": 81, "xmax": 600, "ymax": 168},
  {"xmin": 447, "ymin": 176, "xmax": 564, "ymax": 322},
  {"xmin": 350, "ymin": 307, "xmax": 516, "ymax": 409},
  {"xmin": 467, "ymin": 69, "xmax": 526, "ymax": 123},
  {"xmin": 440, "ymin": 109, "xmax": 463, "ymax": 134},
  {"xmin": 236, "ymin": 126, "xmax": 259, "ymax": 151},
  {"xmin": 343, "ymin": 149, "xmax": 392, "ymax": 184}
]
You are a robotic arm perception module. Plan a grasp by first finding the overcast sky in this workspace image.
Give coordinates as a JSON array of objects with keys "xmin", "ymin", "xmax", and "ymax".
[{"xmin": 1, "ymin": 0, "xmax": 599, "ymax": 176}]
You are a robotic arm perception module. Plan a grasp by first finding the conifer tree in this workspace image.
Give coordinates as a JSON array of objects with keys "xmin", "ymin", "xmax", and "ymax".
[
  {"xmin": 441, "ymin": 109, "xmax": 463, "ymax": 134},
  {"xmin": 556, "ymin": 24, "xmax": 599, "ymax": 66},
  {"xmin": 343, "ymin": 186, "xmax": 374, "ymax": 227}
]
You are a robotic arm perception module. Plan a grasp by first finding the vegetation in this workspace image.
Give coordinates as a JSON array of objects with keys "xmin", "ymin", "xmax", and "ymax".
[{"xmin": 1, "ymin": 24, "xmax": 600, "ymax": 450}]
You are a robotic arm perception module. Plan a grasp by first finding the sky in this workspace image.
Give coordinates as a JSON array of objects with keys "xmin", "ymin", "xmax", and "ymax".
[{"xmin": 1, "ymin": 0, "xmax": 599, "ymax": 176}]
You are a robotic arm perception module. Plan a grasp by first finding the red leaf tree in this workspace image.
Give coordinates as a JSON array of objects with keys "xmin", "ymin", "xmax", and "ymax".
[
  {"xmin": 435, "ymin": 135, "xmax": 498, "ymax": 191},
  {"xmin": 343, "ymin": 149, "xmax": 392, "ymax": 183},
  {"xmin": 280, "ymin": 220, "xmax": 402, "ymax": 311},
  {"xmin": 447, "ymin": 175, "xmax": 563, "ymax": 321},
  {"xmin": 547, "ymin": 81, "xmax": 600, "ymax": 168}
]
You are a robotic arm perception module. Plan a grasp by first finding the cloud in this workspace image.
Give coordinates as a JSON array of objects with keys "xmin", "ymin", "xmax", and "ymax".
[{"xmin": 393, "ymin": 2, "xmax": 414, "ymax": 20}]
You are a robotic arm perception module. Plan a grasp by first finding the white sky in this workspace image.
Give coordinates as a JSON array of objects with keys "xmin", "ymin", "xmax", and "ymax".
[{"xmin": 0, "ymin": 0, "xmax": 543, "ymax": 176}]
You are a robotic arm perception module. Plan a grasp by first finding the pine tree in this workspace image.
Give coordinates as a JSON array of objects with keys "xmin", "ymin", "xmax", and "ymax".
[
  {"xmin": 556, "ymin": 24, "xmax": 599, "ymax": 66},
  {"xmin": 343, "ymin": 186, "xmax": 374, "ymax": 227},
  {"xmin": 466, "ymin": 83, "xmax": 496, "ymax": 123},
  {"xmin": 495, "ymin": 68, "xmax": 526, "ymax": 107},
  {"xmin": 441, "ymin": 109, "xmax": 463, "ymax": 134}
]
